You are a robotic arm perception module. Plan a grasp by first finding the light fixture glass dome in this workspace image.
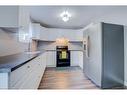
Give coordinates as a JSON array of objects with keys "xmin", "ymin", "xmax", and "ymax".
[{"xmin": 60, "ymin": 11, "xmax": 71, "ymax": 22}]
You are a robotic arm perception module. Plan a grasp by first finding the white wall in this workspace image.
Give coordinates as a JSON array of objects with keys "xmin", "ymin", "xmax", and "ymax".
[{"xmin": 0, "ymin": 6, "xmax": 19, "ymax": 27}]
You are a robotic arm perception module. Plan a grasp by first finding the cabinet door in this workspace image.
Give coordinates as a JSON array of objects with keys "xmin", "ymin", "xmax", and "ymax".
[
  {"xmin": 60, "ymin": 30, "xmax": 82, "ymax": 41},
  {"xmin": 0, "ymin": 6, "xmax": 19, "ymax": 27},
  {"xmin": 39, "ymin": 28, "xmax": 60, "ymax": 41},
  {"xmin": 9, "ymin": 60, "xmax": 35, "ymax": 88},
  {"xmin": 19, "ymin": 54, "xmax": 46, "ymax": 89},
  {"xmin": 46, "ymin": 29, "xmax": 60, "ymax": 41},
  {"xmin": 31, "ymin": 23, "xmax": 41, "ymax": 39},
  {"xmin": 71, "ymin": 51, "xmax": 83, "ymax": 68},
  {"xmin": 46, "ymin": 51, "xmax": 56, "ymax": 67},
  {"xmin": 40, "ymin": 28, "xmax": 52, "ymax": 41},
  {"xmin": 10, "ymin": 54, "xmax": 46, "ymax": 89},
  {"xmin": 60, "ymin": 30, "xmax": 74, "ymax": 41}
]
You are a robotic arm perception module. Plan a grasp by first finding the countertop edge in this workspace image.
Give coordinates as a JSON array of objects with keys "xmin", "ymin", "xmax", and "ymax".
[
  {"xmin": 0, "ymin": 53, "xmax": 42, "ymax": 73},
  {"xmin": 11, "ymin": 55, "xmax": 38, "ymax": 72}
]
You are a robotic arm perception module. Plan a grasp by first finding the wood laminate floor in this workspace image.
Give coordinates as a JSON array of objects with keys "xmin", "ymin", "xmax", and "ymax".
[{"xmin": 38, "ymin": 66, "xmax": 99, "ymax": 89}]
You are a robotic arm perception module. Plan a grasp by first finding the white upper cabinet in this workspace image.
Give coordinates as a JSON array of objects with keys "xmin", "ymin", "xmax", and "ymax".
[
  {"xmin": 31, "ymin": 23, "xmax": 41, "ymax": 39},
  {"xmin": 31, "ymin": 23, "xmax": 60, "ymax": 41},
  {"xmin": 18, "ymin": 7, "xmax": 30, "ymax": 29},
  {"xmin": 0, "ymin": 6, "xmax": 19, "ymax": 27},
  {"xmin": 60, "ymin": 29, "xmax": 83, "ymax": 41},
  {"xmin": 44, "ymin": 28, "xmax": 60, "ymax": 41},
  {"xmin": 18, "ymin": 7, "xmax": 31, "ymax": 43},
  {"xmin": 31, "ymin": 23, "xmax": 83, "ymax": 42},
  {"xmin": 39, "ymin": 27, "xmax": 60, "ymax": 41}
]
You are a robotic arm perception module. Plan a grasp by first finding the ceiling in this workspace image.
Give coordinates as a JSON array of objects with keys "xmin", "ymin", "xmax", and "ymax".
[{"xmin": 27, "ymin": 6, "xmax": 127, "ymax": 29}]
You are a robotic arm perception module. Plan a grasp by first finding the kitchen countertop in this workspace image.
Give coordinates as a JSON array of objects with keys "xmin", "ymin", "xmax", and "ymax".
[
  {"xmin": 0, "ymin": 52, "xmax": 41, "ymax": 73},
  {"xmin": 0, "ymin": 50, "xmax": 84, "ymax": 73}
]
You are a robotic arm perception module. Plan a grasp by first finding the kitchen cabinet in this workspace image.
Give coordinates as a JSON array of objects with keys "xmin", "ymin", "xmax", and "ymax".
[
  {"xmin": 0, "ymin": 6, "xmax": 19, "ymax": 27},
  {"xmin": 0, "ymin": 6, "xmax": 30, "ymax": 28},
  {"xmin": 71, "ymin": 51, "xmax": 83, "ymax": 69},
  {"xmin": 83, "ymin": 22, "xmax": 124, "ymax": 88},
  {"xmin": 39, "ymin": 27, "xmax": 60, "ymax": 41},
  {"xmin": 9, "ymin": 52, "xmax": 46, "ymax": 89},
  {"xmin": 60, "ymin": 30, "xmax": 83, "ymax": 42},
  {"xmin": 31, "ymin": 23, "xmax": 41, "ymax": 39},
  {"xmin": 46, "ymin": 51, "xmax": 56, "ymax": 67},
  {"xmin": 31, "ymin": 23, "xmax": 60, "ymax": 41},
  {"xmin": 18, "ymin": 7, "xmax": 31, "ymax": 43},
  {"xmin": 45, "ymin": 50, "xmax": 83, "ymax": 68},
  {"xmin": 31, "ymin": 23, "xmax": 82, "ymax": 41},
  {"xmin": 18, "ymin": 6, "xmax": 30, "ymax": 29}
]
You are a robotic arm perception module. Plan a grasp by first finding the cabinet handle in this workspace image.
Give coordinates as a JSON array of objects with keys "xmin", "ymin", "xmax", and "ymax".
[{"xmin": 27, "ymin": 66, "xmax": 30, "ymax": 68}]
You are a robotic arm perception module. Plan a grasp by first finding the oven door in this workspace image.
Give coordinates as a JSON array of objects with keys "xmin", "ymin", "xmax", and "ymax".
[{"xmin": 57, "ymin": 50, "xmax": 70, "ymax": 67}]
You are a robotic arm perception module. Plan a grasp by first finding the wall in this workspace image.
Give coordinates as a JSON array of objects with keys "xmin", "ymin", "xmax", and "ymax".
[
  {"xmin": 0, "ymin": 6, "xmax": 19, "ymax": 27},
  {"xmin": 0, "ymin": 29, "xmax": 28, "ymax": 57}
]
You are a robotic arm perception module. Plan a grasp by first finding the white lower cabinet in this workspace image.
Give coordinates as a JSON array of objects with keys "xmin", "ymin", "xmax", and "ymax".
[
  {"xmin": 46, "ymin": 51, "xmax": 56, "ymax": 67},
  {"xmin": 45, "ymin": 50, "xmax": 83, "ymax": 68},
  {"xmin": 46, "ymin": 50, "xmax": 83, "ymax": 69},
  {"xmin": 9, "ymin": 53, "xmax": 46, "ymax": 89},
  {"xmin": 71, "ymin": 51, "xmax": 83, "ymax": 69}
]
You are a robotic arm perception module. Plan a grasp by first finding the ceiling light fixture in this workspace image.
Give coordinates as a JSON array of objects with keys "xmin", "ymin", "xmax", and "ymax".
[{"xmin": 60, "ymin": 11, "xmax": 71, "ymax": 22}]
